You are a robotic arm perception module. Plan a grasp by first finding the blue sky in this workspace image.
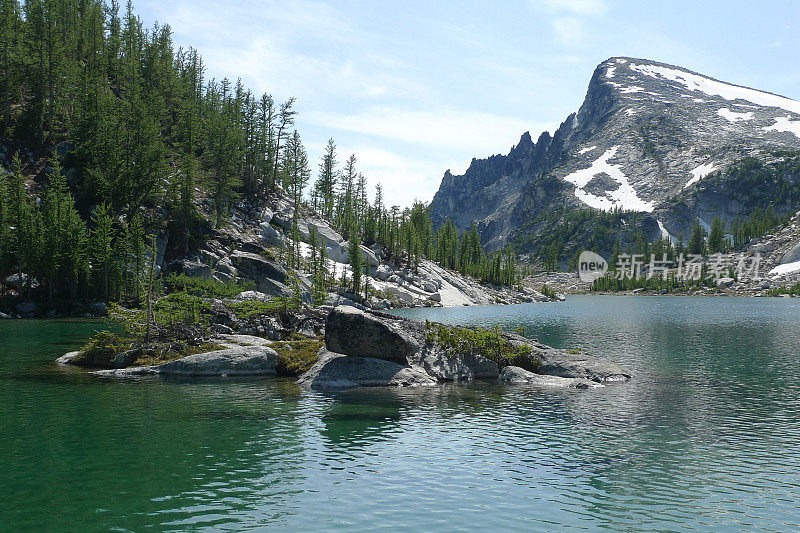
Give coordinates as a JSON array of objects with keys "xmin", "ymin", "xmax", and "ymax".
[{"xmin": 136, "ymin": 0, "xmax": 800, "ymax": 207}]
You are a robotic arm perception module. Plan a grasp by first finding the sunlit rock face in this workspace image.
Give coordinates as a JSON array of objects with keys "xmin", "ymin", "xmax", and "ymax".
[{"xmin": 429, "ymin": 57, "xmax": 800, "ymax": 251}]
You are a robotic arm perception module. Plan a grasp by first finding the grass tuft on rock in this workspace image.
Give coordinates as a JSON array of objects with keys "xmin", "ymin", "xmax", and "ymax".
[
  {"xmin": 72, "ymin": 331, "xmax": 129, "ymax": 367},
  {"xmin": 132, "ymin": 342, "xmax": 227, "ymax": 367},
  {"xmin": 272, "ymin": 338, "xmax": 323, "ymax": 376},
  {"xmin": 425, "ymin": 322, "xmax": 541, "ymax": 373}
]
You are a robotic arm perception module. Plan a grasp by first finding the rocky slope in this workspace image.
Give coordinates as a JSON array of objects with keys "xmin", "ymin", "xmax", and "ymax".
[
  {"xmin": 430, "ymin": 57, "xmax": 800, "ymax": 254},
  {"xmin": 161, "ymin": 193, "xmax": 556, "ymax": 312}
]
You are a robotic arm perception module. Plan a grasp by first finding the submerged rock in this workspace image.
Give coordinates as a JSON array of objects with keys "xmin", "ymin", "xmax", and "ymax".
[
  {"xmin": 535, "ymin": 346, "xmax": 631, "ymax": 383},
  {"xmin": 499, "ymin": 366, "xmax": 603, "ymax": 388},
  {"xmin": 298, "ymin": 349, "xmax": 436, "ymax": 389}
]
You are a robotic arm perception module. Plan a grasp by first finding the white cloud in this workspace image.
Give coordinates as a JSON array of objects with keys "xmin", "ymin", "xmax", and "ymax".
[
  {"xmin": 306, "ymin": 107, "xmax": 550, "ymax": 154},
  {"xmin": 533, "ymin": 0, "xmax": 608, "ymax": 16},
  {"xmin": 305, "ymin": 109, "xmax": 556, "ymax": 207},
  {"xmin": 337, "ymin": 147, "xmax": 442, "ymax": 207},
  {"xmin": 552, "ymin": 17, "xmax": 585, "ymax": 45}
]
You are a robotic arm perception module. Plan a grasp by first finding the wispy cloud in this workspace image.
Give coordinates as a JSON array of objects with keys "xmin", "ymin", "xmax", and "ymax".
[
  {"xmin": 529, "ymin": 0, "xmax": 608, "ymax": 47},
  {"xmin": 307, "ymin": 107, "xmax": 549, "ymax": 154},
  {"xmin": 552, "ymin": 17, "xmax": 585, "ymax": 45},
  {"xmin": 533, "ymin": 0, "xmax": 608, "ymax": 16}
]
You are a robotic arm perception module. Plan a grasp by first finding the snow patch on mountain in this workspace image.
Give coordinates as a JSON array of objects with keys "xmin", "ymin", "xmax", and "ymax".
[
  {"xmin": 764, "ymin": 117, "xmax": 800, "ymax": 138},
  {"xmin": 717, "ymin": 107, "xmax": 754, "ymax": 123},
  {"xmin": 657, "ymin": 220, "xmax": 677, "ymax": 243},
  {"xmin": 630, "ymin": 63, "xmax": 800, "ymax": 114},
  {"xmin": 685, "ymin": 162, "xmax": 718, "ymax": 188},
  {"xmin": 769, "ymin": 259, "xmax": 800, "ymax": 277},
  {"xmin": 563, "ymin": 147, "xmax": 655, "ymax": 212},
  {"xmin": 578, "ymin": 145, "xmax": 597, "ymax": 154},
  {"xmin": 606, "ymin": 66, "xmax": 616, "ymax": 78}
]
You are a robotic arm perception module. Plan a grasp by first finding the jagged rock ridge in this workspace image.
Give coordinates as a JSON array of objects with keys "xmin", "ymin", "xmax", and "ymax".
[{"xmin": 430, "ymin": 57, "xmax": 800, "ymax": 251}]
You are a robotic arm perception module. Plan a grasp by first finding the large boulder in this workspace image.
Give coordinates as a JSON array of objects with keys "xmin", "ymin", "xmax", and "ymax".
[
  {"xmin": 229, "ymin": 251, "xmax": 291, "ymax": 296},
  {"xmin": 325, "ymin": 306, "xmax": 421, "ymax": 362},
  {"xmin": 271, "ymin": 205, "xmax": 294, "ymax": 230},
  {"xmin": 16, "ymin": 301, "xmax": 37, "ymax": 317},
  {"xmin": 5, "ymin": 273, "xmax": 39, "ymax": 291},
  {"xmin": 499, "ymin": 366, "xmax": 603, "ymax": 388},
  {"xmin": 306, "ymin": 219, "xmax": 345, "ymax": 248},
  {"xmin": 94, "ymin": 346, "xmax": 279, "ymax": 377},
  {"xmin": 260, "ymin": 222, "xmax": 280, "ymax": 239},
  {"xmin": 167, "ymin": 259, "xmax": 212, "ymax": 279},
  {"xmin": 359, "ymin": 245, "xmax": 380, "ymax": 267},
  {"xmin": 298, "ymin": 349, "xmax": 436, "ymax": 389},
  {"xmin": 374, "ymin": 264, "xmax": 393, "ymax": 281},
  {"xmin": 411, "ymin": 345, "xmax": 499, "ymax": 381},
  {"xmin": 384, "ymin": 285, "xmax": 416, "ymax": 304},
  {"xmin": 259, "ymin": 207, "xmax": 274, "ymax": 224}
]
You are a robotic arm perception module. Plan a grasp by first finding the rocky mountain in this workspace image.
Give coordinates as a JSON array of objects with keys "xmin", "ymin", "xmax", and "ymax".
[{"xmin": 430, "ymin": 57, "xmax": 800, "ymax": 257}]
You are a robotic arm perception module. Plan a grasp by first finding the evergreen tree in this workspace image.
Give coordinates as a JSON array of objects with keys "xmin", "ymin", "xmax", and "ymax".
[
  {"xmin": 90, "ymin": 203, "xmax": 115, "ymax": 299},
  {"xmin": 688, "ymin": 219, "xmax": 706, "ymax": 256},
  {"xmin": 708, "ymin": 216, "xmax": 725, "ymax": 254},
  {"xmin": 316, "ymin": 138, "xmax": 338, "ymax": 219},
  {"xmin": 348, "ymin": 230, "xmax": 363, "ymax": 295}
]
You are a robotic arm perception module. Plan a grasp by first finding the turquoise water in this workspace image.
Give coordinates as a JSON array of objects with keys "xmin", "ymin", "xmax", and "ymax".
[{"xmin": 2, "ymin": 296, "xmax": 800, "ymax": 531}]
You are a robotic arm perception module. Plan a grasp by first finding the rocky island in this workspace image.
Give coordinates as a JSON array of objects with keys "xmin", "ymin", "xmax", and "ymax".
[{"xmin": 56, "ymin": 304, "xmax": 630, "ymax": 390}]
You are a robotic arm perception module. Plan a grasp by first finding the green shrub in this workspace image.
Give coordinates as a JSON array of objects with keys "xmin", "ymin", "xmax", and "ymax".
[
  {"xmin": 73, "ymin": 331, "xmax": 128, "ymax": 367},
  {"xmin": 226, "ymin": 297, "xmax": 298, "ymax": 319},
  {"xmin": 133, "ymin": 342, "xmax": 226, "ymax": 366},
  {"xmin": 272, "ymin": 339, "xmax": 323, "ymax": 376},
  {"xmin": 164, "ymin": 273, "xmax": 253, "ymax": 299},
  {"xmin": 768, "ymin": 282, "xmax": 800, "ymax": 296},
  {"xmin": 153, "ymin": 292, "xmax": 213, "ymax": 330}
]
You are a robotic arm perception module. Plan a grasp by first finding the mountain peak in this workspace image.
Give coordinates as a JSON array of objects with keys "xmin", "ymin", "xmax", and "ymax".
[
  {"xmin": 593, "ymin": 57, "xmax": 800, "ymax": 115},
  {"xmin": 430, "ymin": 57, "xmax": 800, "ymax": 251}
]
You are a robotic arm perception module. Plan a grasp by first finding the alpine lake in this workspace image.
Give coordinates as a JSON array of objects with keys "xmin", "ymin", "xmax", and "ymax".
[{"xmin": 2, "ymin": 295, "xmax": 800, "ymax": 531}]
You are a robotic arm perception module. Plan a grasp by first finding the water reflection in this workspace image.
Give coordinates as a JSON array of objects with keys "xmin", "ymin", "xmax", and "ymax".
[{"xmin": 4, "ymin": 298, "xmax": 800, "ymax": 531}]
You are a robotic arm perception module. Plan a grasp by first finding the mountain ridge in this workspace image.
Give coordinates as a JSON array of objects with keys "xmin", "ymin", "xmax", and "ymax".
[{"xmin": 429, "ymin": 56, "xmax": 800, "ymax": 258}]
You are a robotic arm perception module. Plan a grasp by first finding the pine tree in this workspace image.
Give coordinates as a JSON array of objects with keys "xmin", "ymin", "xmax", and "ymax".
[
  {"xmin": 708, "ymin": 216, "xmax": 725, "ymax": 254},
  {"xmin": 271, "ymin": 97, "xmax": 296, "ymax": 191},
  {"xmin": 688, "ymin": 219, "xmax": 706, "ymax": 256},
  {"xmin": 90, "ymin": 203, "xmax": 115, "ymax": 299},
  {"xmin": 317, "ymin": 138, "xmax": 338, "ymax": 219},
  {"xmin": 348, "ymin": 230, "xmax": 363, "ymax": 295},
  {"xmin": 204, "ymin": 79, "xmax": 241, "ymax": 227}
]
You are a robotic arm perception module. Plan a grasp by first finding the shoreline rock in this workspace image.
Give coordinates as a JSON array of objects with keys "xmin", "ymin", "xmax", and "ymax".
[
  {"xmin": 93, "ymin": 345, "xmax": 279, "ymax": 377},
  {"xmin": 298, "ymin": 306, "xmax": 630, "ymax": 390},
  {"xmin": 499, "ymin": 366, "xmax": 603, "ymax": 388},
  {"xmin": 297, "ymin": 349, "xmax": 436, "ymax": 389}
]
